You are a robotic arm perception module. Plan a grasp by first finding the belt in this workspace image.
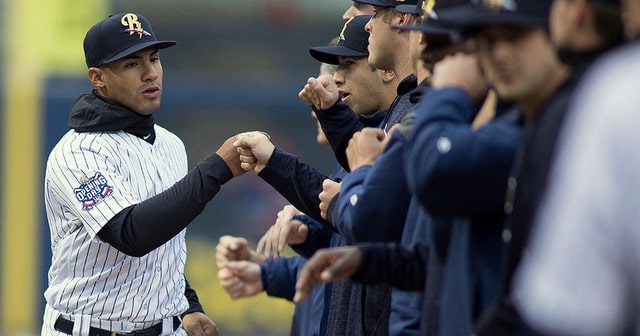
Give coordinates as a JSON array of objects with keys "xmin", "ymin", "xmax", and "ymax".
[{"xmin": 54, "ymin": 316, "xmax": 180, "ymax": 336}]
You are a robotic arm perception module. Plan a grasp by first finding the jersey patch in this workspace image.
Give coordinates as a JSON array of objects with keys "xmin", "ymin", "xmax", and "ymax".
[{"xmin": 74, "ymin": 172, "xmax": 113, "ymax": 211}]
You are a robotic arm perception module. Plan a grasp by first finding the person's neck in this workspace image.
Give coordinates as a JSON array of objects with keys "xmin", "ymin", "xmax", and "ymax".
[
  {"xmin": 557, "ymin": 40, "xmax": 623, "ymax": 69},
  {"xmin": 416, "ymin": 65, "xmax": 431, "ymax": 84},
  {"xmin": 394, "ymin": 56, "xmax": 414, "ymax": 82},
  {"xmin": 519, "ymin": 65, "xmax": 570, "ymax": 118}
]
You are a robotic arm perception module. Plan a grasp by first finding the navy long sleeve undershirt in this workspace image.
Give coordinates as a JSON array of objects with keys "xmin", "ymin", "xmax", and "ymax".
[{"xmin": 97, "ymin": 152, "xmax": 232, "ymax": 257}]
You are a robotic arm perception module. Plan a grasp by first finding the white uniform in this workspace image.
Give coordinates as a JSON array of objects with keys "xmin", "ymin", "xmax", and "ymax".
[{"xmin": 42, "ymin": 125, "xmax": 189, "ymax": 335}]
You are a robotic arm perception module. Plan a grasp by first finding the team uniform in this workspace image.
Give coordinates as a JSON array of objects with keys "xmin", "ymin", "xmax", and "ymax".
[
  {"xmin": 41, "ymin": 12, "xmax": 232, "ymax": 336},
  {"xmin": 43, "ymin": 128, "xmax": 188, "ymax": 331},
  {"xmin": 42, "ymin": 91, "xmax": 232, "ymax": 335},
  {"xmin": 42, "ymin": 92, "xmax": 189, "ymax": 334}
]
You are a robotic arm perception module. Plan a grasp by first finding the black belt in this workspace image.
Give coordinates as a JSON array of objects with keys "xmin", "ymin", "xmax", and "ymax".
[{"xmin": 54, "ymin": 316, "xmax": 180, "ymax": 336}]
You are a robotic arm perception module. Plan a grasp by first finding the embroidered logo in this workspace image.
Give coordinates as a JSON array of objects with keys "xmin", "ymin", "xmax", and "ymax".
[
  {"xmin": 423, "ymin": 0, "xmax": 437, "ymax": 18},
  {"xmin": 74, "ymin": 173, "xmax": 113, "ymax": 211},
  {"xmin": 121, "ymin": 13, "xmax": 151, "ymax": 38},
  {"xmin": 339, "ymin": 17, "xmax": 355, "ymax": 41}
]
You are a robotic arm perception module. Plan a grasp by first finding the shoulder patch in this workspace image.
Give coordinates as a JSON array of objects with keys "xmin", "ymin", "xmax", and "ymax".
[{"xmin": 74, "ymin": 172, "xmax": 113, "ymax": 211}]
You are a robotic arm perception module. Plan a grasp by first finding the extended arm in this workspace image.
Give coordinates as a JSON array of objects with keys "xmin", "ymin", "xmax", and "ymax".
[{"xmin": 98, "ymin": 152, "xmax": 233, "ymax": 256}]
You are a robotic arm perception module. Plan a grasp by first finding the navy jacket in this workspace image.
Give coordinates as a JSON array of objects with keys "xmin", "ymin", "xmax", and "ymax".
[
  {"xmin": 336, "ymin": 131, "xmax": 411, "ymax": 243},
  {"xmin": 335, "ymin": 80, "xmax": 431, "ymax": 335},
  {"xmin": 259, "ymin": 75, "xmax": 416, "ymax": 336},
  {"xmin": 314, "ymin": 74, "xmax": 417, "ymax": 171},
  {"xmin": 260, "ymin": 256, "xmax": 325, "ymax": 335},
  {"xmin": 474, "ymin": 48, "xmax": 614, "ymax": 336},
  {"xmin": 257, "ymin": 119, "xmax": 384, "ymax": 336},
  {"xmin": 406, "ymin": 88, "xmax": 521, "ymax": 336},
  {"xmin": 323, "ymin": 75, "xmax": 418, "ymax": 336}
]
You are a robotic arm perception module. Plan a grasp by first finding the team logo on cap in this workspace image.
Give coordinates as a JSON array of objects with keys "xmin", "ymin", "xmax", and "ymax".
[
  {"xmin": 121, "ymin": 13, "xmax": 151, "ymax": 38},
  {"xmin": 422, "ymin": 0, "xmax": 436, "ymax": 16},
  {"xmin": 339, "ymin": 17, "xmax": 355, "ymax": 41},
  {"xmin": 473, "ymin": 0, "xmax": 518, "ymax": 11},
  {"xmin": 74, "ymin": 172, "xmax": 113, "ymax": 211}
]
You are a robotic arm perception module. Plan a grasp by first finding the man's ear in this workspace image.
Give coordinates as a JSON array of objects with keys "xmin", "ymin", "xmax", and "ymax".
[
  {"xmin": 397, "ymin": 13, "xmax": 415, "ymax": 28},
  {"xmin": 88, "ymin": 67, "xmax": 105, "ymax": 88},
  {"xmin": 382, "ymin": 69, "xmax": 396, "ymax": 83}
]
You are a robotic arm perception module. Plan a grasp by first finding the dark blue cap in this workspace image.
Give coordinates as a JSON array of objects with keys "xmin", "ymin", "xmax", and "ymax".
[
  {"xmin": 437, "ymin": 0, "xmax": 552, "ymax": 31},
  {"xmin": 399, "ymin": 0, "xmax": 469, "ymax": 37},
  {"xmin": 357, "ymin": 0, "xmax": 420, "ymax": 12},
  {"xmin": 84, "ymin": 13, "xmax": 176, "ymax": 68},
  {"xmin": 396, "ymin": 0, "xmax": 429, "ymax": 15},
  {"xmin": 309, "ymin": 15, "xmax": 371, "ymax": 65}
]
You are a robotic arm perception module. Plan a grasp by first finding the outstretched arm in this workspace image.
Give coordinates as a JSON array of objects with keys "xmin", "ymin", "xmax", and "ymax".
[{"xmin": 98, "ymin": 135, "xmax": 244, "ymax": 257}]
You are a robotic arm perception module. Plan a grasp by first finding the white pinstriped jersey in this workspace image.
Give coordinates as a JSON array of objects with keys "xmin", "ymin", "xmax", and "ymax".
[{"xmin": 43, "ymin": 125, "xmax": 190, "ymax": 329}]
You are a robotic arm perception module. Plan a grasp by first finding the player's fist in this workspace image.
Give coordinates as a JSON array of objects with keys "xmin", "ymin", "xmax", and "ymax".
[
  {"xmin": 216, "ymin": 235, "xmax": 265, "ymax": 268},
  {"xmin": 216, "ymin": 135, "xmax": 246, "ymax": 177},
  {"xmin": 233, "ymin": 131, "xmax": 275, "ymax": 174},
  {"xmin": 299, "ymin": 74, "xmax": 339, "ymax": 111},
  {"xmin": 318, "ymin": 179, "xmax": 341, "ymax": 220},
  {"xmin": 182, "ymin": 311, "xmax": 220, "ymax": 336}
]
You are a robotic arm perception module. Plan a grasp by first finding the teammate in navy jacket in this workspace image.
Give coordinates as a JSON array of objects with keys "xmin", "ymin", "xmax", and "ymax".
[
  {"xmin": 294, "ymin": 9, "xmax": 521, "ymax": 336},
  {"xmin": 295, "ymin": 64, "xmax": 520, "ymax": 336},
  {"xmin": 234, "ymin": 14, "xmax": 400, "ymax": 335}
]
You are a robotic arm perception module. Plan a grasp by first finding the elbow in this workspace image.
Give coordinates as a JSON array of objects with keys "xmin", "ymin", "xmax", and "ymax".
[
  {"xmin": 117, "ymin": 245, "xmax": 150, "ymax": 258},
  {"xmin": 126, "ymin": 250, "xmax": 148, "ymax": 258}
]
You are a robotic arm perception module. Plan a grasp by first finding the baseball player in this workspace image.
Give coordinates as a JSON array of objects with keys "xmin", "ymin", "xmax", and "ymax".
[{"xmin": 42, "ymin": 13, "xmax": 244, "ymax": 335}]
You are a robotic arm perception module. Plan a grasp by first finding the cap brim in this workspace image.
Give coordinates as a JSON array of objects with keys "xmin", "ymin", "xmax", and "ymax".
[
  {"xmin": 100, "ymin": 40, "xmax": 177, "ymax": 66},
  {"xmin": 397, "ymin": 20, "xmax": 457, "ymax": 36},
  {"xmin": 414, "ymin": 25, "xmax": 457, "ymax": 37},
  {"xmin": 395, "ymin": 4, "xmax": 421, "ymax": 14},
  {"xmin": 355, "ymin": 0, "xmax": 393, "ymax": 7},
  {"xmin": 309, "ymin": 46, "xmax": 368, "ymax": 65},
  {"xmin": 438, "ymin": 6, "xmax": 547, "ymax": 32}
]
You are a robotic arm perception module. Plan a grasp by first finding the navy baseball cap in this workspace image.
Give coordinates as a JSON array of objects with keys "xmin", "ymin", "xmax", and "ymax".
[
  {"xmin": 309, "ymin": 15, "xmax": 371, "ymax": 65},
  {"xmin": 84, "ymin": 13, "xmax": 176, "ymax": 68},
  {"xmin": 437, "ymin": 0, "xmax": 552, "ymax": 32},
  {"xmin": 357, "ymin": 0, "xmax": 420, "ymax": 13},
  {"xmin": 398, "ymin": 0, "xmax": 469, "ymax": 37},
  {"xmin": 396, "ymin": 0, "xmax": 428, "ymax": 15}
]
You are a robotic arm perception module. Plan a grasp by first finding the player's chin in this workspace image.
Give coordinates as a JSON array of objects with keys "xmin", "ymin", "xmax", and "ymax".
[{"xmin": 135, "ymin": 101, "xmax": 161, "ymax": 115}]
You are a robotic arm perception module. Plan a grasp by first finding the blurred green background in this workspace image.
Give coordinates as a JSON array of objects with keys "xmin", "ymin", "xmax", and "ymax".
[{"xmin": 0, "ymin": 0, "xmax": 350, "ymax": 334}]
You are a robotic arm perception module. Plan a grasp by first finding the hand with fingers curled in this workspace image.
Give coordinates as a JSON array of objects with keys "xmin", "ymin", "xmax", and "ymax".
[
  {"xmin": 346, "ymin": 127, "xmax": 388, "ymax": 171},
  {"xmin": 232, "ymin": 131, "xmax": 275, "ymax": 174},
  {"xmin": 430, "ymin": 52, "xmax": 489, "ymax": 105},
  {"xmin": 182, "ymin": 311, "xmax": 220, "ymax": 336},
  {"xmin": 215, "ymin": 134, "xmax": 248, "ymax": 177},
  {"xmin": 256, "ymin": 205, "xmax": 308, "ymax": 260},
  {"xmin": 216, "ymin": 235, "xmax": 266, "ymax": 268},
  {"xmin": 298, "ymin": 74, "xmax": 340, "ymax": 111},
  {"xmin": 293, "ymin": 246, "xmax": 363, "ymax": 303},
  {"xmin": 215, "ymin": 235, "xmax": 266, "ymax": 301},
  {"xmin": 217, "ymin": 260, "xmax": 264, "ymax": 300},
  {"xmin": 318, "ymin": 179, "xmax": 341, "ymax": 220}
]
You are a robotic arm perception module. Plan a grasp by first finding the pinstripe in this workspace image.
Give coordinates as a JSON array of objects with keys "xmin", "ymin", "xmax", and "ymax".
[{"xmin": 44, "ymin": 125, "xmax": 189, "ymax": 329}]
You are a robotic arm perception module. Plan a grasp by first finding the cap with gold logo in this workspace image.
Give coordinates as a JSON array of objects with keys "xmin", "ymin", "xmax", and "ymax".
[
  {"xmin": 83, "ymin": 13, "xmax": 176, "ymax": 68},
  {"xmin": 308, "ymin": 15, "xmax": 372, "ymax": 65},
  {"xmin": 397, "ymin": 0, "xmax": 468, "ymax": 38}
]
